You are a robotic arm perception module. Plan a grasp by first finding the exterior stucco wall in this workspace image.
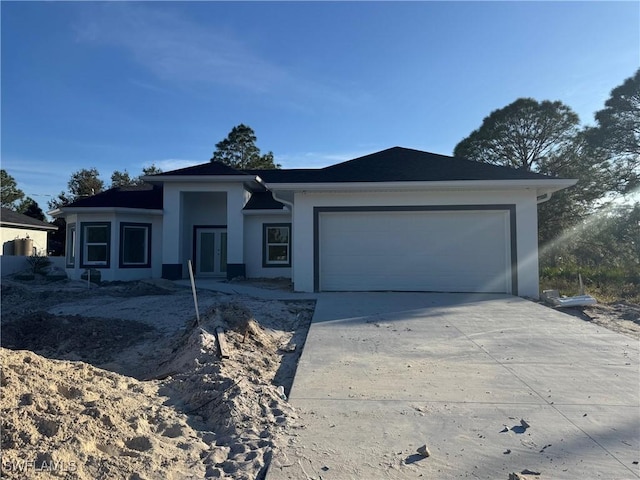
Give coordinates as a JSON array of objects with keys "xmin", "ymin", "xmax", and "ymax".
[
  {"xmin": 64, "ymin": 212, "xmax": 162, "ymax": 282},
  {"xmin": 1, "ymin": 226, "xmax": 49, "ymax": 256},
  {"xmin": 161, "ymin": 182, "xmax": 246, "ymax": 279},
  {"xmin": 181, "ymin": 192, "xmax": 227, "ymax": 273},
  {"xmin": 243, "ymin": 212, "xmax": 292, "ymax": 279},
  {"xmin": 289, "ymin": 189, "xmax": 540, "ymax": 298}
]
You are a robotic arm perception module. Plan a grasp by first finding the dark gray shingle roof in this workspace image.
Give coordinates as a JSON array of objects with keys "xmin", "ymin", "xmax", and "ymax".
[
  {"xmin": 1, "ymin": 208, "xmax": 56, "ymax": 230},
  {"xmin": 251, "ymin": 147, "xmax": 556, "ymax": 183},
  {"xmin": 62, "ymin": 184, "xmax": 163, "ymax": 210},
  {"xmin": 153, "ymin": 161, "xmax": 247, "ymax": 177},
  {"xmin": 243, "ymin": 191, "xmax": 286, "ymax": 210},
  {"xmin": 59, "ymin": 148, "xmax": 563, "ymax": 213}
]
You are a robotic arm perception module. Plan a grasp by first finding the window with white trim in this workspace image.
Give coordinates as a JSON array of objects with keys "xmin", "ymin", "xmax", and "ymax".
[
  {"xmin": 263, "ymin": 223, "xmax": 291, "ymax": 267},
  {"xmin": 66, "ymin": 223, "xmax": 76, "ymax": 267},
  {"xmin": 81, "ymin": 222, "xmax": 110, "ymax": 267},
  {"xmin": 120, "ymin": 223, "xmax": 151, "ymax": 268}
]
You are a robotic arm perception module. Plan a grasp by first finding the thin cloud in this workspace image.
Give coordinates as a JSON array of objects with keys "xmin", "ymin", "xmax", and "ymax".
[
  {"xmin": 1, "ymin": 156, "xmax": 70, "ymax": 204},
  {"xmin": 2, "ymin": 157, "xmax": 70, "ymax": 183},
  {"xmin": 76, "ymin": 3, "xmax": 285, "ymax": 92},
  {"xmin": 74, "ymin": 3, "xmax": 362, "ymax": 108}
]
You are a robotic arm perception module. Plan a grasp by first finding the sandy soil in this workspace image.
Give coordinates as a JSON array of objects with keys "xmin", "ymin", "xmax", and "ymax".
[
  {"xmin": 549, "ymin": 301, "xmax": 640, "ymax": 339},
  {"xmin": 2, "ymin": 277, "xmax": 638, "ymax": 479},
  {"xmin": 1, "ymin": 278, "xmax": 314, "ymax": 480}
]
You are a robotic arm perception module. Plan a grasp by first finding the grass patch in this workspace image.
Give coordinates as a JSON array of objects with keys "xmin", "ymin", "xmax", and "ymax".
[{"xmin": 540, "ymin": 266, "xmax": 640, "ymax": 304}]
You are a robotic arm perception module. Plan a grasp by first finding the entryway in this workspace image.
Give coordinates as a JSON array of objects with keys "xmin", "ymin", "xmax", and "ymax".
[{"xmin": 195, "ymin": 227, "xmax": 227, "ymax": 276}]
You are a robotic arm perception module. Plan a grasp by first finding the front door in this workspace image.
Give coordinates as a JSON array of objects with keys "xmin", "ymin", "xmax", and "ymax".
[{"xmin": 195, "ymin": 228, "xmax": 227, "ymax": 276}]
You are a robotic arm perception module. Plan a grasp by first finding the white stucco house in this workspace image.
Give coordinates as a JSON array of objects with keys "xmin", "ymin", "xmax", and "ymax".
[
  {"xmin": 1, "ymin": 207, "xmax": 57, "ymax": 256},
  {"xmin": 49, "ymin": 147, "xmax": 576, "ymax": 298}
]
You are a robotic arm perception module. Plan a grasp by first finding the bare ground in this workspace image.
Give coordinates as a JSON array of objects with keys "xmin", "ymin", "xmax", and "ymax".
[
  {"xmin": 0, "ymin": 278, "xmax": 314, "ymax": 480},
  {"xmin": 1, "ymin": 277, "xmax": 638, "ymax": 479},
  {"xmin": 548, "ymin": 300, "xmax": 640, "ymax": 339}
]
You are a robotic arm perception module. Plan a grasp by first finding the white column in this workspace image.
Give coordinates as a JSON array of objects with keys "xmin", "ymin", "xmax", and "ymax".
[
  {"xmin": 161, "ymin": 186, "xmax": 183, "ymax": 278},
  {"xmin": 226, "ymin": 186, "xmax": 244, "ymax": 265},
  {"xmin": 516, "ymin": 195, "xmax": 540, "ymax": 299},
  {"xmin": 292, "ymin": 192, "xmax": 315, "ymax": 292}
]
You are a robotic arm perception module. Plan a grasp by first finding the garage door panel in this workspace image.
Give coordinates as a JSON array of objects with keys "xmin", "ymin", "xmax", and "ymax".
[
  {"xmin": 330, "ymin": 235, "xmax": 390, "ymax": 254},
  {"xmin": 321, "ymin": 272, "xmax": 506, "ymax": 293},
  {"xmin": 319, "ymin": 210, "xmax": 510, "ymax": 293}
]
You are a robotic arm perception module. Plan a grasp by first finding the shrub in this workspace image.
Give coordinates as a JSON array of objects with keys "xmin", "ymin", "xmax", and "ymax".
[
  {"xmin": 540, "ymin": 265, "xmax": 640, "ymax": 303},
  {"xmin": 25, "ymin": 254, "xmax": 52, "ymax": 275}
]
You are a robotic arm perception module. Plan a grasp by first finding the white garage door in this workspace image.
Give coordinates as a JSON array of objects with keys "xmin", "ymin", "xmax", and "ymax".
[{"xmin": 318, "ymin": 209, "xmax": 512, "ymax": 293}]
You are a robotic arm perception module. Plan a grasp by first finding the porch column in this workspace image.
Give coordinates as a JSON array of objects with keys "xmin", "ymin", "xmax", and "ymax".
[
  {"xmin": 161, "ymin": 187, "xmax": 183, "ymax": 279},
  {"xmin": 226, "ymin": 186, "xmax": 245, "ymax": 279}
]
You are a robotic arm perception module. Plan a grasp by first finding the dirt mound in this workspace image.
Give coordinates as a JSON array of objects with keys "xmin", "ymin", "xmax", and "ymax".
[
  {"xmin": 1, "ymin": 348, "xmax": 208, "ymax": 480},
  {"xmin": 1, "ymin": 282, "xmax": 315, "ymax": 480},
  {"xmin": 149, "ymin": 302, "xmax": 301, "ymax": 478}
]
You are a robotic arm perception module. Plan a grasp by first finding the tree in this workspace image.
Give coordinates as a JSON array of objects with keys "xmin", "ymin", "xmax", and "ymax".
[
  {"xmin": 585, "ymin": 69, "xmax": 640, "ymax": 194},
  {"xmin": 211, "ymin": 124, "xmax": 280, "ymax": 169},
  {"xmin": 1, "ymin": 169, "xmax": 25, "ymax": 209},
  {"xmin": 453, "ymin": 98, "xmax": 580, "ymax": 172},
  {"xmin": 47, "ymin": 192, "xmax": 72, "ymax": 257},
  {"xmin": 453, "ymin": 98, "xmax": 613, "ymax": 246},
  {"xmin": 111, "ymin": 170, "xmax": 135, "ymax": 188},
  {"xmin": 46, "ymin": 169, "xmax": 103, "ymax": 256},
  {"xmin": 17, "ymin": 197, "xmax": 46, "ymax": 221},
  {"xmin": 47, "ymin": 168, "xmax": 103, "ymax": 211},
  {"xmin": 48, "ymin": 191, "xmax": 73, "ymax": 210},
  {"xmin": 541, "ymin": 203, "xmax": 640, "ymax": 271},
  {"xmin": 142, "ymin": 164, "xmax": 163, "ymax": 176},
  {"xmin": 536, "ymin": 134, "xmax": 612, "ymax": 244},
  {"xmin": 111, "ymin": 164, "xmax": 163, "ymax": 188},
  {"xmin": 68, "ymin": 168, "xmax": 104, "ymax": 198}
]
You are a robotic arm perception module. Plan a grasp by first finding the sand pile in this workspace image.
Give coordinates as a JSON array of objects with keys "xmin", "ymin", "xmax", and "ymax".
[
  {"xmin": 1, "ymin": 281, "xmax": 314, "ymax": 480},
  {"xmin": 1, "ymin": 347, "xmax": 208, "ymax": 480},
  {"xmin": 150, "ymin": 302, "xmax": 300, "ymax": 478}
]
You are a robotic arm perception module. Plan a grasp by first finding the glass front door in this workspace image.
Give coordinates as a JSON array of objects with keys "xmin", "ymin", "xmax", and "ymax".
[{"xmin": 196, "ymin": 228, "xmax": 227, "ymax": 276}]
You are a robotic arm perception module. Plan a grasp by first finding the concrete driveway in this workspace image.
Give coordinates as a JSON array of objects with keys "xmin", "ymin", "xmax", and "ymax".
[{"xmin": 268, "ymin": 293, "xmax": 640, "ymax": 480}]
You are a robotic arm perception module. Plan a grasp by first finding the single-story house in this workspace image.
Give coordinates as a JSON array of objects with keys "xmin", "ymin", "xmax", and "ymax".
[
  {"xmin": 1, "ymin": 207, "xmax": 57, "ymax": 256},
  {"xmin": 49, "ymin": 147, "xmax": 576, "ymax": 297}
]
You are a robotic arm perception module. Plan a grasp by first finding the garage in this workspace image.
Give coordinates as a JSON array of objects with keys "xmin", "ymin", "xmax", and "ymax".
[{"xmin": 317, "ymin": 207, "xmax": 515, "ymax": 293}]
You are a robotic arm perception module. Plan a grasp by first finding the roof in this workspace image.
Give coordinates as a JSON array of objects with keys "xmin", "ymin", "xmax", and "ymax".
[
  {"xmin": 54, "ymin": 147, "xmax": 573, "ymax": 214},
  {"xmin": 243, "ymin": 191, "xmax": 286, "ymax": 210},
  {"xmin": 152, "ymin": 161, "xmax": 248, "ymax": 177},
  {"xmin": 0, "ymin": 208, "xmax": 57, "ymax": 230},
  {"xmin": 60, "ymin": 184, "xmax": 163, "ymax": 210},
  {"xmin": 154, "ymin": 147, "xmax": 563, "ymax": 185},
  {"xmin": 252, "ymin": 147, "xmax": 558, "ymax": 184}
]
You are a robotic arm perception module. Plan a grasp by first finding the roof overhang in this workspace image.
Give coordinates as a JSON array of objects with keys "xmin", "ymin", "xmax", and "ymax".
[
  {"xmin": 0, "ymin": 221, "xmax": 58, "ymax": 231},
  {"xmin": 242, "ymin": 207, "xmax": 291, "ymax": 216},
  {"xmin": 48, "ymin": 207, "xmax": 164, "ymax": 218},
  {"xmin": 142, "ymin": 175, "xmax": 255, "ymax": 184},
  {"xmin": 260, "ymin": 178, "xmax": 578, "ymax": 197}
]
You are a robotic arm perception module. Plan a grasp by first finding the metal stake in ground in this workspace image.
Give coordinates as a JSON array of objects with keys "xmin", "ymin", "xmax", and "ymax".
[{"xmin": 188, "ymin": 259, "xmax": 201, "ymax": 327}]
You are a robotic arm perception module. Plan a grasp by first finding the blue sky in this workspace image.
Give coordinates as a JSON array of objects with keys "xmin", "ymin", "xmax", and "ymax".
[{"xmin": 2, "ymin": 1, "xmax": 638, "ymax": 210}]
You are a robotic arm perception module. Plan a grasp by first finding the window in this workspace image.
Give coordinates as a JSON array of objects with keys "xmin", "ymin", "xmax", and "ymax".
[
  {"xmin": 120, "ymin": 223, "xmax": 151, "ymax": 268},
  {"xmin": 81, "ymin": 222, "xmax": 110, "ymax": 268},
  {"xmin": 263, "ymin": 223, "xmax": 291, "ymax": 267},
  {"xmin": 66, "ymin": 224, "xmax": 76, "ymax": 267}
]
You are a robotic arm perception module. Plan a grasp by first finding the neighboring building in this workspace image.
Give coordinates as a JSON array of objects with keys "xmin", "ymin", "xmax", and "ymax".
[
  {"xmin": 0, "ymin": 207, "xmax": 57, "ymax": 256},
  {"xmin": 49, "ymin": 147, "xmax": 576, "ymax": 297}
]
